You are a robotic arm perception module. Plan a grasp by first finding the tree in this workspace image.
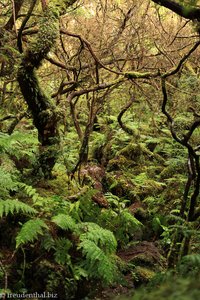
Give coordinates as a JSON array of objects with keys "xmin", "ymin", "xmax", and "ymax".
[
  {"xmin": 0, "ymin": 0, "xmax": 78, "ymax": 178},
  {"xmin": 1, "ymin": 0, "xmax": 200, "ymax": 297}
]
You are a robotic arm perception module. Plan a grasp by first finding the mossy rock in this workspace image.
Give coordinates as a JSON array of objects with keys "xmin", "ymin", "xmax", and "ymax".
[
  {"xmin": 46, "ymin": 170, "xmax": 71, "ymax": 196},
  {"xmin": 118, "ymin": 241, "xmax": 166, "ymax": 272},
  {"xmin": 134, "ymin": 266, "xmax": 156, "ymax": 284}
]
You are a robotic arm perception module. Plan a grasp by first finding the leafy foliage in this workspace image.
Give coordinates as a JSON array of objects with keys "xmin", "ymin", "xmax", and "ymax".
[
  {"xmin": 78, "ymin": 239, "xmax": 117, "ymax": 284},
  {"xmin": 16, "ymin": 219, "xmax": 48, "ymax": 248},
  {"xmin": 0, "ymin": 167, "xmax": 18, "ymax": 198},
  {"xmin": 52, "ymin": 213, "xmax": 76, "ymax": 231},
  {"xmin": 0, "ymin": 199, "xmax": 37, "ymax": 218},
  {"xmin": 79, "ymin": 222, "xmax": 117, "ymax": 253},
  {"xmin": 1, "ymin": 0, "xmax": 200, "ymax": 298},
  {"xmin": 54, "ymin": 237, "xmax": 72, "ymax": 265}
]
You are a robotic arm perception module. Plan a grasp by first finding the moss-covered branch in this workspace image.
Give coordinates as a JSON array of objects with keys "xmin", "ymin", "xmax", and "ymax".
[{"xmin": 151, "ymin": 0, "xmax": 200, "ymax": 20}]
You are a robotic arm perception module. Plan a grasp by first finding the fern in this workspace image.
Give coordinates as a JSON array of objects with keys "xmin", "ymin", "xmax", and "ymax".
[
  {"xmin": 179, "ymin": 254, "xmax": 200, "ymax": 276},
  {"xmin": 54, "ymin": 238, "xmax": 72, "ymax": 265},
  {"xmin": 0, "ymin": 199, "xmax": 37, "ymax": 218},
  {"xmin": 0, "ymin": 131, "xmax": 37, "ymax": 158},
  {"xmin": 0, "ymin": 132, "xmax": 15, "ymax": 154},
  {"xmin": 78, "ymin": 239, "xmax": 117, "ymax": 284},
  {"xmin": 16, "ymin": 218, "xmax": 48, "ymax": 248},
  {"xmin": 120, "ymin": 210, "xmax": 143, "ymax": 228},
  {"xmin": 0, "ymin": 167, "xmax": 18, "ymax": 198},
  {"xmin": 52, "ymin": 214, "xmax": 76, "ymax": 231},
  {"xmin": 19, "ymin": 183, "xmax": 44, "ymax": 204},
  {"xmin": 42, "ymin": 233, "xmax": 55, "ymax": 251},
  {"xmin": 79, "ymin": 222, "xmax": 117, "ymax": 253},
  {"xmin": 181, "ymin": 254, "xmax": 200, "ymax": 266},
  {"xmin": 100, "ymin": 193, "xmax": 143, "ymax": 244}
]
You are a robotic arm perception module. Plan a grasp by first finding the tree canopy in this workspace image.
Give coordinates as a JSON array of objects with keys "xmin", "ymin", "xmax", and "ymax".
[{"xmin": 0, "ymin": 0, "xmax": 200, "ymax": 299}]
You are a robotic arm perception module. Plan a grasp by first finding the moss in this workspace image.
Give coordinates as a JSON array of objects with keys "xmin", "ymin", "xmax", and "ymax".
[
  {"xmin": 17, "ymin": 7, "xmax": 61, "ymax": 179},
  {"xmin": 132, "ymin": 277, "xmax": 200, "ymax": 300},
  {"xmin": 27, "ymin": 10, "xmax": 59, "ymax": 67},
  {"xmin": 106, "ymin": 172, "xmax": 138, "ymax": 201},
  {"xmin": 48, "ymin": 171, "xmax": 71, "ymax": 196},
  {"xmin": 106, "ymin": 171, "xmax": 165, "ymax": 201},
  {"xmin": 118, "ymin": 143, "xmax": 142, "ymax": 161},
  {"xmin": 107, "ymin": 155, "xmax": 136, "ymax": 171},
  {"xmin": 116, "ymin": 142, "xmax": 165, "ymax": 166},
  {"xmin": 134, "ymin": 266, "xmax": 156, "ymax": 284}
]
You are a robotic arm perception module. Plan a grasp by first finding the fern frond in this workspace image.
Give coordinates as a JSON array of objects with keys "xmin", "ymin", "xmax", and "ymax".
[
  {"xmin": 16, "ymin": 218, "xmax": 48, "ymax": 248},
  {"xmin": 0, "ymin": 131, "xmax": 37, "ymax": 158},
  {"xmin": 0, "ymin": 199, "xmax": 37, "ymax": 218},
  {"xmin": 79, "ymin": 222, "xmax": 117, "ymax": 253},
  {"xmin": 0, "ymin": 167, "xmax": 18, "ymax": 198},
  {"xmin": 181, "ymin": 254, "xmax": 200, "ymax": 266},
  {"xmin": 120, "ymin": 210, "xmax": 143, "ymax": 228},
  {"xmin": 78, "ymin": 239, "xmax": 117, "ymax": 284},
  {"xmin": 19, "ymin": 183, "xmax": 44, "ymax": 204},
  {"xmin": 54, "ymin": 238, "xmax": 72, "ymax": 265},
  {"xmin": 52, "ymin": 214, "xmax": 76, "ymax": 231}
]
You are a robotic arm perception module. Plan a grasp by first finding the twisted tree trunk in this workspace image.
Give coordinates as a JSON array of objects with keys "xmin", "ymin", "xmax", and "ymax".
[{"xmin": 17, "ymin": 6, "xmax": 60, "ymax": 178}]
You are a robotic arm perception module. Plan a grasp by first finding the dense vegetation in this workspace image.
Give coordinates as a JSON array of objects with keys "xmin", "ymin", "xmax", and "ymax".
[{"xmin": 0, "ymin": 0, "xmax": 200, "ymax": 299}]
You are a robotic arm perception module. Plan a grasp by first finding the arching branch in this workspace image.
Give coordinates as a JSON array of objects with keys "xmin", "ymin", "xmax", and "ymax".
[
  {"xmin": 117, "ymin": 96, "xmax": 136, "ymax": 136},
  {"xmin": 151, "ymin": 0, "xmax": 200, "ymax": 20},
  {"xmin": 17, "ymin": 0, "xmax": 37, "ymax": 53}
]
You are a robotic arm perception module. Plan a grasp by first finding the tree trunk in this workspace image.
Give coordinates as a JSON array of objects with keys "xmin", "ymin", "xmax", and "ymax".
[{"xmin": 17, "ymin": 8, "xmax": 60, "ymax": 178}]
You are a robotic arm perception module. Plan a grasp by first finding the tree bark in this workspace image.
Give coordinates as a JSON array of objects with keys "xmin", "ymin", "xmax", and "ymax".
[
  {"xmin": 17, "ymin": 8, "xmax": 60, "ymax": 178},
  {"xmin": 151, "ymin": 0, "xmax": 200, "ymax": 20},
  {"xmin": 5, "ymin": 0, "xmax": 24, "ymax": 30}
]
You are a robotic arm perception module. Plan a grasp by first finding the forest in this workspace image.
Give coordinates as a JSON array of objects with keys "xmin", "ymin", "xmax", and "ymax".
[{"xmin": 0, "ymin": 0, "xmax": 200, "ymax": 299}]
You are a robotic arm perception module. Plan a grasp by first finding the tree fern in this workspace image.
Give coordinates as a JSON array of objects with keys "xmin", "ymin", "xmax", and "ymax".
[
  {"xmin": 52, "ymin": 213, "xmax": 76, "ymax": 231},
  {"xmin": 0, "ymin": 199, "xmax": 37, "ymax": 218},
  {"xmin": 16, "ymin": 218, "xmax": 48, "ymax": 248}
]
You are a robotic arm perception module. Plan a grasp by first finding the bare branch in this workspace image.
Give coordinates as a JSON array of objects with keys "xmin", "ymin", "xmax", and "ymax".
[
  {"xmin": 162, "ymin": 40, "xmax": 200, "ymax": 78},
  {"xmin": 66, "ymin": 78, "xmax": 125, "ymax": 99},
  {"xmin": 117, "ymin": 96, "xmax": 136, "ymax": 135},
  {"xmin": 5, "ymin": 0, "xmax": 24, "ymax": 30},
  {"xmin": 161, "ymin": 77, "xmax": 182, "ymax": 143},
  {"xmin": 46, "ymin": 55, "xmax": 76, "ymax": 71},
  {"xmin": 60, "ymin": 28, "xmax": 124, "ymax": 76},
  {"xmin": 17, "ymin": 0, "xmax": 37, "ymax": 53}
]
